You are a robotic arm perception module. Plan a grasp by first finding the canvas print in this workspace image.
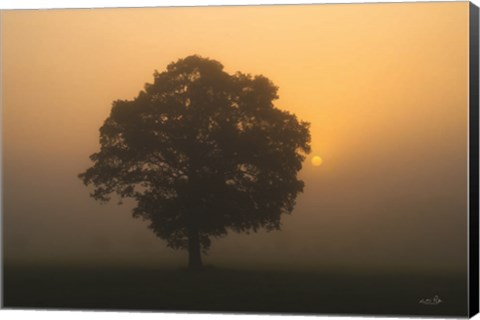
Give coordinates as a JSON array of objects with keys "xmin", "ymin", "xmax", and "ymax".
[{"xmin": 1, "ymin": 1, "xmax": 478, "ymax": 317}]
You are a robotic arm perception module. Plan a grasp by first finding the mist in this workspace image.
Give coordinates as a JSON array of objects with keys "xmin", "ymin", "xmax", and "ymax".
[{"xmin": 2, "ymin": 2, "xmax": 468, "ymax": 274}]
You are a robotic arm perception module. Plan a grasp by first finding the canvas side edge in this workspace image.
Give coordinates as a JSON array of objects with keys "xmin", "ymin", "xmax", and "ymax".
[{"xmin": 469, "ymin": 1, "xmax": 479, "ymax": 318}]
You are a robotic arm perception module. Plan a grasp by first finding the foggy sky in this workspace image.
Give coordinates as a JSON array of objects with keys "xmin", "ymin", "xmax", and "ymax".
[{"xmin": 1, "ymin": 2, "xmax": 469, "ymax": 273}]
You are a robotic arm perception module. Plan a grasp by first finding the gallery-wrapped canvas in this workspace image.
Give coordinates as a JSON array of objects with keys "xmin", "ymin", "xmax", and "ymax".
[{"xmin": 1, "ymin": 1, "xmax": 479, "ymax": 318}]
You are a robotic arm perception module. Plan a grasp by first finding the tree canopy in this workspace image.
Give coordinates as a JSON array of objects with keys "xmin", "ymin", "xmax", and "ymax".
[{"xmin": 79, "ymin": 55, "xmax": 311, "ymax": 268}]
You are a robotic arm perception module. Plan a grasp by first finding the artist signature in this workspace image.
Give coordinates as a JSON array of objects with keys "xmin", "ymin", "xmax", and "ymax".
[{"xmin": 419, "ymin": 295, "xmax": 443, "ymax": 305}]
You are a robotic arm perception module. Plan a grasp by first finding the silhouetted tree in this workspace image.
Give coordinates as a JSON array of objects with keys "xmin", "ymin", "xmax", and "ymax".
[{"xmin": 79, "ymin": 55, "xmax": 311, "ymax": 269}]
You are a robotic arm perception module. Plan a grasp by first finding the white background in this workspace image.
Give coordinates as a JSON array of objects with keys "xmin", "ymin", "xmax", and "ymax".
[{"xmin": 1, "ymin": 0, "xmax": 479, "ymax": 320}]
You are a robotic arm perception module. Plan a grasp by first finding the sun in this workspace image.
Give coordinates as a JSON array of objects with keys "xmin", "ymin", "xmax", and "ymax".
[{"xmin": 311, "ymin": 155, "xmax": 323, "ymax": 167}]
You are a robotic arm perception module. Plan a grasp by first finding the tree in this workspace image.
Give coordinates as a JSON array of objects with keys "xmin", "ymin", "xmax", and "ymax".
[{"xmin": 79, "ymin": 55, "xmax": 311, "ymax": 269}]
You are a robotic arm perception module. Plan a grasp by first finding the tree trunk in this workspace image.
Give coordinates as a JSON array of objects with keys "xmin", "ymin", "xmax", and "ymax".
[{"xmin": 187, "ymin": 225, "xmax": 203, "ymax": 270}]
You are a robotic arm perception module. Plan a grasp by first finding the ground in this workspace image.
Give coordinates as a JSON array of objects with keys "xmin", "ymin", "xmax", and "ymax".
[{"xmin": 3, "ymin": 265, "xmax": 468, "ymax": 316}]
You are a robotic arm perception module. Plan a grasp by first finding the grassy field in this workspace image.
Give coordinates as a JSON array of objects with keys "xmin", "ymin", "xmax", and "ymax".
[{"xmin": 3, "ymin": 265, "xmax": 467, "ymax": 317}]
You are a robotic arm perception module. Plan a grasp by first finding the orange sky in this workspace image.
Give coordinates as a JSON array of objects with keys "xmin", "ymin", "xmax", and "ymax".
[{"xmin": 1, "ymin": 2, "xmax": 470, "ymax": 272}]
